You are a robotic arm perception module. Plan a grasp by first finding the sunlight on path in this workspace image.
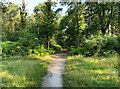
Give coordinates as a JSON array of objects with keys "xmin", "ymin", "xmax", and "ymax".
[{"xmin": 42, "ymin": 53, "xmax": 67, "ymax": 88}]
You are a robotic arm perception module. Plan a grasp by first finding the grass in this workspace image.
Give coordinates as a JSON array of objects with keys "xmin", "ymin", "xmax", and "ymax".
[
  {"xmin": 63, "ymin": 55, "xmax": 119, "ymax": 87},
  {"xmin": 0, "ymin": 55, "xmax": 51, "ymax": 87}
]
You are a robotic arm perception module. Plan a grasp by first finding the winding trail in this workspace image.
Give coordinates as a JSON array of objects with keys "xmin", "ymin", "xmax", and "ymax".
[{"xmin": 42, "ymin": 53, "xmax": 67, "ymax": 88}]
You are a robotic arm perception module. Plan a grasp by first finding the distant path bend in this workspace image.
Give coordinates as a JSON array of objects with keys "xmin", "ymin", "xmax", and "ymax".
[{"xmin": 42, "ymin": 53, "xmax": 67, "ymax": 88}]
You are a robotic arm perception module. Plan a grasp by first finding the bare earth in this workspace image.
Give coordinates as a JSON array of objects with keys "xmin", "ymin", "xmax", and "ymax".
[{"xmin": 42, "ymin": 53, "xmax": 67, "ymax": 88}]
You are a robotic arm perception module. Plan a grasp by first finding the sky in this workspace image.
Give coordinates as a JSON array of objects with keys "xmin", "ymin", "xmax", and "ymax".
[{"xmin": 8, "ymin": 0, "xmax": 68, "ymax": 16}]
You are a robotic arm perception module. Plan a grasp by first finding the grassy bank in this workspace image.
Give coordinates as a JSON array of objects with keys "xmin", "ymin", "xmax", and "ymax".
[
  {"xmin": 63, "ymin": 55, "xmax": 118, "ymax": 87},
  {"xmin": 0, "ymin": 55, "xmax": 51, "ymax": 87}
]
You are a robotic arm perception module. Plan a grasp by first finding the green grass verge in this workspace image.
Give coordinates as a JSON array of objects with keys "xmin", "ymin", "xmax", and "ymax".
[
  {"xmin": 63, "ymin": 55, "xmax": 119, "ymax": 87},
  {"xmin": 0, "ymin": 55, "xmax": 51, "ymax": 87}
]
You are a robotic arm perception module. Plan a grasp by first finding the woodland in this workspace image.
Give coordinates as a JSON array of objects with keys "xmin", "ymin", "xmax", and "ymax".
[{"xmin": 0, "ymin": 0, "xmax": 120, "ymax": 87}]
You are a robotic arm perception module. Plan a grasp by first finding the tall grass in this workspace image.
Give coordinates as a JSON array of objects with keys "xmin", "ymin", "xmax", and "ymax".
[
  {"xmin": 63, "ymin": 55, "xmax": 118, "ymax": 87},
  {"xmin": 0, "ymin": 56, "xmax": 51, "ymax": 87}
]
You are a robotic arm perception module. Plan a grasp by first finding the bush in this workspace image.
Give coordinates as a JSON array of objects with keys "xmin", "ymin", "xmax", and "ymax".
[
  {"xmin": 104, "ymin": 35, "xmax": 118, "ymax": 49},
  {"xmin": 2, "ymin": 41, "xmax": 25, "ymax": 57},
  {"xmin": 51, "ymin": 44, "xmax": 62, "ymax": 51},
  {"xmin": 98, "ymin": 49, "xmax": 118, "ymax": 57},
  {"xmin": 28, "ymin": 45, "xmax": 49, "ymax": 56},
  {"xmin": 68, "ymin": 34, "xmax": 104, "ymax": 56},
  {"xmin": 68, "ymin": 34, "xmax": 119, "ymax": 57},
  {"xmin": 2, "ymin": 31, "xmax": 22, "ymax": 41},
  {"xmin": 47, "ymin": 48, "xmax": 55, "ymax": 54},
  {"xmin": 84, "ymin": 35, "xmax": 106, "ymax": 55},
  {"xmin": 18, "ymin": 33, "xmax": 39, "ymax": 50},
  {"xmin": 98, "ymin": 35, "xmax": 118, "ymax": 57},
  {"xmin": 68, "ymin": 47, "xmax": 94, "ymax": 57},
  {"xmin": 116, "ymin": 36, "xmax": 120, "ymax": 55}
]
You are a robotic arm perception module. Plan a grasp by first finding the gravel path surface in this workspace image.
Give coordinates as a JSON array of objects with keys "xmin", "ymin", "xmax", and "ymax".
[{"xmin": 42, "ymin": 53, "xmax": 67, "ymax": 88}]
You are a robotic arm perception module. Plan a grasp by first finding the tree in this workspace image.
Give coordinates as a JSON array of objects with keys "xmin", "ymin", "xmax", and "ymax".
[
  {"xmin": 1, "ymin": 2, "xmax": 20, "ymax": 41},
  {"xmin": 34, "ymin": 2, "xmax": 58, "ymax": 50},
  {"xmin": 84, "ymin": 2, "xmax": 119, "ymax": 35},
  {"xmin": 19, "ymin": 0, "xmax": 27, "ymax": 30},
  {"xmin": 59, "ymin": 2, "xmax": 85, "ymax": 48}
]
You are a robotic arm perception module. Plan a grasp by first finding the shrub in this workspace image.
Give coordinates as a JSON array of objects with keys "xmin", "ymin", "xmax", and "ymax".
[
  {"xmin": 18, "ymin": 33, "xmax": 39, "ymax": 50},
  {"xmin": 68, "ymin": 35, "xmax": 104, "ymax": 56},
  {"xmin": 68, "ymin": 34, "xmax": 119, "ymax": 57},
  {"xmin": 84, "ymin": 35, "xmax": 106, "ymax": 55},
  {"xmin": 29, "ymin": 45, "xmax": 49, "ymax": 56},
  {"xmin": 116, "ymin": 36, "xmax": 120, "ymax": 55},
  {"xmin": 98, "ymin": 49, "xmax": 118, "ymax": 57},
  {"xmin": 68, "ymin": 47, "xmax": 94, "ymax": 56},
  {"xmin": 2, "ymin": 41, "xmax": 25, "ymax": 57},
  {"xmin": 98, "ymin": 35, "xmax": 118, "ymax": 57},
  {"xmin": 51, "ymin": 44, "xmax": 62, "ymax": 51},
  {"xmin": 47, "ymin": 48, "xmax": 55, "ymax": 54},
  {"xmin": 104, "ymin": 35, "xmax": 118, "ymax": 49}
]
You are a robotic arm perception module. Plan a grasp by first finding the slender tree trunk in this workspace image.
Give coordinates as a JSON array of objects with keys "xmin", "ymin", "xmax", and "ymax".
[{"xmin": 47, "ymin": 33, "xmax": 50, "ymax": 50}]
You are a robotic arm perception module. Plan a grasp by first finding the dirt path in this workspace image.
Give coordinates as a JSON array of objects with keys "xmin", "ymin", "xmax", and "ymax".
[{"xmin": 42, "ymin": 53, "xmax": 67, "ymax": 88}]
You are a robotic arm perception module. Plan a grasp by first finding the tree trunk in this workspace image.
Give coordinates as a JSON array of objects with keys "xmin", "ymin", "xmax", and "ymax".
[{"xmin": 47, "ymin": 33, "xmax": 50, "ymax": 50}]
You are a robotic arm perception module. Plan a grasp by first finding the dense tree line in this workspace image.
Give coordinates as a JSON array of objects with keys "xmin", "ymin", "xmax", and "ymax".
[
  {"xmin": 1, "ymin": 1, "xmax": 120, "ymax": 57},
  {"xmin": 58, "ymin": 2, "xmax": 119, "ymax": 56}
]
